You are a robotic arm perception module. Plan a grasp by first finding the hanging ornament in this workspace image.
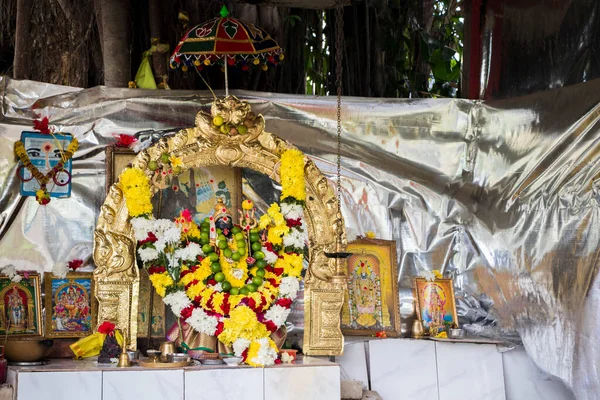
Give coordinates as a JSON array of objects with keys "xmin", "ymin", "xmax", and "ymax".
[{"xmin": 14, "ymin": 118, "xmax": 78, "ymax": 205}]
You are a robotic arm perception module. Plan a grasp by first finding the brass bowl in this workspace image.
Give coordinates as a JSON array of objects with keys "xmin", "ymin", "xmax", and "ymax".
[{"xmin": 4, "ymin": 339, "xmax": 53, "ymax": 362}]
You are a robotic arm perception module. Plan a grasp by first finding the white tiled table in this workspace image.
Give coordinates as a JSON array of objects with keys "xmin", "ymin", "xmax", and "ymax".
[{"xmin": 7, "ymin": 356, "xmax": 339, "ymax": 400}]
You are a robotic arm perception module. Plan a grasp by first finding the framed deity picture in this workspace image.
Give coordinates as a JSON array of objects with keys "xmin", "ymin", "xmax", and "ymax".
[
  {"xmin": 413, "ymin": 277, "xmax": 458, "ymax": 331},
  {"xmin": 18, "ymin": 131, "xmax": 74, "ymax": 198},
  {"xmin": 105, "ymin": 146, "xmax": 242, "ymax": 223},
  {"xmin": 341, "ymin": 239, "xmax": 401, "ymax": 336},
  {"xmin": 44, "ymin": 272, "xmax": 96, "ymax": 338},
  {"xmin": 0, "ymin": 274, "xmax": 42, "ymax": 337}
]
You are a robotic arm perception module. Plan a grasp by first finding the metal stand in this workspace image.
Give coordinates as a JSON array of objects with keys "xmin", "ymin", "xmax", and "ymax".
[{"xmin": 224, "ymin": 59, "xmax": 229, "ymax": 96}]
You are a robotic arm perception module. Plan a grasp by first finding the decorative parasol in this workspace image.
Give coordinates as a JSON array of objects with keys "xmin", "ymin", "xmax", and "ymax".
[{"xmin": 169, "ymin": 6, "xmax": 284, "ymax": 96}]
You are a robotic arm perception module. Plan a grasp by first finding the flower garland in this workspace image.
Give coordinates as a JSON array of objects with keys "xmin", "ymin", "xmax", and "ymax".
[
  {"xmin": 121, "ymin": 143, "xmax": 307, "ymax": 367},
  {"xmin": 14, "ymin": 135, "xmax": 78, "ymax": 205}
]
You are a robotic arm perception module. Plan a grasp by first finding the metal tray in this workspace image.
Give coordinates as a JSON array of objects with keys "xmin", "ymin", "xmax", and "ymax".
[{"xmin": 138, "ymin": 360, "xmax": 192, "ymax": 368}]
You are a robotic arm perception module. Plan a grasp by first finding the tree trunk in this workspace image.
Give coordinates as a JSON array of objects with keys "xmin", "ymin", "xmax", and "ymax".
[
  {"xmin": 13, "ymin": 0, "xmax": 33, "ymax": 80},
  {"xmin": 148, "ymin": 0, "xmax": 167, "ymax": 88},
  {"xmin": 100, "ymin": 0, "xmax": 131, "ymax": 87}
]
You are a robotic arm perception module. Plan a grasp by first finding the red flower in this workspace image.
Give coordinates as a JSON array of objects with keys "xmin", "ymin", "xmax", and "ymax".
[
  {"xmin": 67, "ymin": 259, "xmax": 83, "ymax": 271},
  {"xmin": 180, "ymin": 269, "xmax": 191, "ymax": 278},
  {"xmin": 221, "ymin": 296, "xmax": 231, "ymax": 315},
  {"xmin": 185, "ymin": 279, "xmax": 199, "ymax": 290},
  {"xmin": 276, "ymin": 298, "xmax": 293, "ymax": 308},
  {"xmin": 148, "ymin": 266, "xmax": 166, "ymax": 275},
  {"xmin": 272, "ymin": 267, "xmax": 284, "ymax": 276},
  {"xmin": 139, "ymin": 232, "xmax": 158, "ymax": 245},
  {"xmin": 208, "ymin": 279, "xmax": 217, "ymax": 286},
  {"xmin": 33, "ymin": 117, "xmax": 50, "ymax": 134},
  {"xmin": 264, "ymin": 242, "xmax": 274, "ymax": 252},
  {"xmin": 274, "ymin": 358, "xmax": 282, "ymax": 364},
  {"xmin": 181, "ymin": 209, "xmax": 192, "ymax": 222},
  {"xmin": 246, "ymin": 298, "xmax": 257, "ymax": 311},
  {"xmin": 242, "ymin": 348, "xmax": 249, "ymax": 361},
  {"xmin": 180, "ymin": 305, "xmax": 194, "ymax": 320},
  {"xmin": 264, "ymin": 320, "xmax": 277, "ymax": 333},
  {"xmin": 267, "ymin": 278, "xmax": 278, "ymax": 287},
  {"xmin": 215, "ymin": 321, "xmax": 225, "ymax": 336},
  {"xmin": 286, "ymin": 218, "xmax": 302, "ymax": 228},
  {"xmin": 375, "ymin": 331, "xmax": 387, "ymax": 338},
  {"xmin": 114, "ymin": 134, "xmax": 137, "ymax": 148},
  {"xmin": 97, "ymin": 321, "xmax": 116, "ymax": 334}
]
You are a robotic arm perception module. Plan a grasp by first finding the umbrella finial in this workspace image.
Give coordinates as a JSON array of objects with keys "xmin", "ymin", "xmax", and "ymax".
[{"xmin": 220, "ymin": 5, "xmax": 229, "ymax": 18}]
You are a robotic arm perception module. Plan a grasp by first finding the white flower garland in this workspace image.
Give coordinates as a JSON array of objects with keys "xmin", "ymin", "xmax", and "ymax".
[
  {"xmin": 261, "ymin": 247, "xmax": 279, "ymax": 265},
  {"xmin": 138, "ymin": 247, "xmax": 159, "ymax": 263},
  {"xmin": 233, "ymin": 338, "xmax": 251, "ymax": 357},
  {"xmin": 250, "ymin": 338, "xmax": 278, "ymax": 366},
  {"xmin": 164, "ymin": 291, "xmax": 192, "ymax": 317},
  {"xmin": 280, "ymin": 203, "xmax": 303, "ymax": 220},
  {"xmin": 264, "ymin": 304, "xmax": 291, "ymax": 327},
  {"xmin": 174, "ymin": 242, "xmax": 204, "ymax": 263},
  {"xmin": 186, "ymin": 308, "xmax": 219, "ymax": 336},
  {"xmin": 279, "ymin": 276, "xmax": 300, "ymax": 299}
]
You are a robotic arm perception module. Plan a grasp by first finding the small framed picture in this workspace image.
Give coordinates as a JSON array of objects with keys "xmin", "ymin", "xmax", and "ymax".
[
  {"xmin": 413, "ymin": 277, "xmax": 458, "ymax": 332},
  {"xmin": 341, "ymin": 239, "xmax": 401, "ymax": 336},
  {"xmin": 44, "ymin": 272, "xmax": 95, "ymax": 338},
  {"xmin": 18, "ymin": 131, "xmax": 74, "ymax": 198},
  {"xmin": 0, "ymin": 273, "xmax": 43, "ymax": 337}
]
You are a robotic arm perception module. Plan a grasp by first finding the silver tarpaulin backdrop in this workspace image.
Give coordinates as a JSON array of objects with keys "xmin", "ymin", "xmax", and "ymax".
[{"xmin": 1, "ymin": 76, "xmax": 600, "ymax": 398}]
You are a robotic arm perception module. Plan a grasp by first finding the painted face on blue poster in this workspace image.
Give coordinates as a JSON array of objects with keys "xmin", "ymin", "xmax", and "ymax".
[{"xmin": 19, "ymin": 131, "xmax": 73, "ymax": 197}]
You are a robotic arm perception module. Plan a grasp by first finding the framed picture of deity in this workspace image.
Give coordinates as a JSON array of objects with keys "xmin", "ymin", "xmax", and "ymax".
[
  {"xmin": 341, "ymin": 239, "xmax": 401, "ymax": 336},
  {"xmin": 0, "ymin": 274, "xmax": 43, "ymax": 337},
  {"xmin": 413, "ymin": 277, "xmax": 458, "ymax": 332},
  {"xmin": 44, "ymin": 272, "xmax": 95, "ymax": 338},
  {"xmin": 105, "ymin": 146, "xmax": 242, "ymax": 223}
]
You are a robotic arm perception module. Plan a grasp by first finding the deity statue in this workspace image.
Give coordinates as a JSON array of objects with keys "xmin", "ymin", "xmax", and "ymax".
[{"xmin": 7, "ymin": 286, "xmax": 26, "ymax": 330}]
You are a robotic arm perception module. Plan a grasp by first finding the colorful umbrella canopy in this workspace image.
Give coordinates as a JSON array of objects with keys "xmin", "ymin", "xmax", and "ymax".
[{"xmin": 170, "ymin": 6, "xmax": 284, "ymax": 71}]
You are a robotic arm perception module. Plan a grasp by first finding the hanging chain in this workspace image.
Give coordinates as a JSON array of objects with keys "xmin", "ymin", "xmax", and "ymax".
[{"xmin": 335, "ymin": 4, "xmax": 344, "ymax": 227}]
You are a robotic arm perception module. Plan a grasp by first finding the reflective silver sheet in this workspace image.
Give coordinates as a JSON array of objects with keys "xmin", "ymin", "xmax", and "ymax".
[{"xmin": 1, "ymin": 76, "xmax": 599, "ymax": 398}]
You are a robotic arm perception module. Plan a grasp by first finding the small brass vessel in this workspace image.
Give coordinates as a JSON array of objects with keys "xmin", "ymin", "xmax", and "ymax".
[
  {"xmin": 159, "ymin": 341, "xmax": 175, "ymax": 362},
  {"xmin": 411, "ymin": 319, "xmax": 425, "ymax": 338}
]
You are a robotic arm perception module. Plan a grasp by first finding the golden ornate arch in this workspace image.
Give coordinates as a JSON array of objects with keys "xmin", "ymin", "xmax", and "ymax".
[{"xmin": 93, "ymin": 96, "xmax": 347, "ymax": 354}]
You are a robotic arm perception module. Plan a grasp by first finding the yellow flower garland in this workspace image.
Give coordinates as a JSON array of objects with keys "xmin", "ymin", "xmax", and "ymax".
[
  {"xmin": 149, "ymin": 272, "xmax": 174, "ymax": 297},
  {"xmin": 245, "ymin": 338, "xmax": 279, "ymax": 367},
  {"xmin": 280, "ymin": 149, "xmax": 306, "ymax": 201},
  {"xmin": 217, "ymin": 306, "xmax": 270, "ymax": 346},
  {"xmin": 119, "ymin": 167, "xmax": 153, "ymax": 217}
]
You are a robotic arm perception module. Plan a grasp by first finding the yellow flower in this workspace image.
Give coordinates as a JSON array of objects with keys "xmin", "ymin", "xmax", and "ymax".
[
  {"xmin": 435, "ymin": 331, "xmax": 448, "ymax": 339},
  {"xmin": 280, "ymin": 149, "xmax": 305, "ymax": 202},
  {"xmin": 276, "ymin": 253, "xmax": 304, "ymax": 278},
  {"xmin": 366, "ymin": 231, "xmax": 376, "ymax": 239},
  {"xmin": 169, "ymin": 155, "xmax": 183, "ymax": 169},
  {"xmin": 433, "ymin": 270, "xmax": 443, "ymax": 279},
  {"xmin": 218, "ymin": 305, "xmax": 270, "ymax": 346},
  {"xmin": 119, "ymin": 168, "xmax": 153, "ymax": 217},
  {"xmin": 245, "ymin": 338, "xmax": 278, "ymax": 367},
  {"xmin": 149, "ymin": 272, "xmax": 174, "ymax": 297}
]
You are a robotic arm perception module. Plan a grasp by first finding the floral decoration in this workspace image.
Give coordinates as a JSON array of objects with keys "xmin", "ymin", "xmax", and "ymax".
[
  {"xmin": 119, "ymin": 147, "xmax": 308, "ymax": 366},
  {"xmin": 115, "ymin": 134, "xmax": 137, "ymax": 148}
]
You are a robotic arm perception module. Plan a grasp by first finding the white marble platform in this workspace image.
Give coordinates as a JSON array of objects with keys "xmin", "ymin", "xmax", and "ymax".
[
  {"xmin": 369, "ymin": 338, "xmax": 438, "ymax": 400},
  {"xmin": 7, "ymin": 356, "xmax": 339, "ymax": 400},
  {"xmin": 436, "ymin": 341, "xmax": 505, "ymax": 400},
  {"xmin": 502, "ymin": 347, "xmax": 575, "ymax": 400}
]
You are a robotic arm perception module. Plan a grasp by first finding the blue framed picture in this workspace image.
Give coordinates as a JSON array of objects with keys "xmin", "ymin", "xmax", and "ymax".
[{"xmin": 18, "ymin": 131, "xmax": 73, "ymax": 198}]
